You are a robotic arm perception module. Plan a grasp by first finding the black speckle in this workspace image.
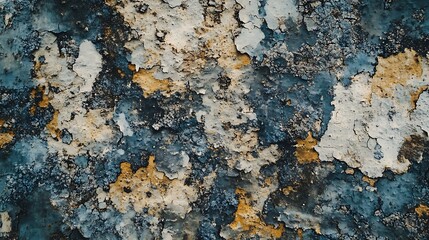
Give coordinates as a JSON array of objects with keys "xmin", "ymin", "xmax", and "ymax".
[{"xmin": 123, "ymin": 186, "xmax": 132, "ymax": 193}]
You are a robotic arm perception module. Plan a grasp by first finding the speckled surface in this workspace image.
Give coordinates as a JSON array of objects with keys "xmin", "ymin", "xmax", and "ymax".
[{"xmin": 1, "ymin": 0, "xmax": 429, "ymax": 239}]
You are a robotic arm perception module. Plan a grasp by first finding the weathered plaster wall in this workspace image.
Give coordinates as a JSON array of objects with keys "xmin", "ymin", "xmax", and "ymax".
[{"xmin": 1, "ymin": 0, "xmax": 429, "ymax": 239}]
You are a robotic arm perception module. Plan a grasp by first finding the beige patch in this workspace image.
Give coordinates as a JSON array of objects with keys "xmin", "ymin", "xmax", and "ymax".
[
  {"xmin": 372, "ymin": 49, "xmax": 423, "ymax": 97},
  {"xmin": 0, "ymin": 212, "xmax": 11, "ymax": 234}
]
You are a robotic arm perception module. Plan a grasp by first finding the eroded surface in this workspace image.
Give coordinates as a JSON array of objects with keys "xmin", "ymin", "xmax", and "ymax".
[{"xmin": 1, "ymin": 0, "xmax": 429, "ymax": 239}]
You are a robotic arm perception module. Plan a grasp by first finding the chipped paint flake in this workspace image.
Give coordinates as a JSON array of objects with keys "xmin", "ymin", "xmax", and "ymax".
[
  {"xmin": 264, "ymin": 0, "xmax": 299, "ymax": 31},
  {"xmin": 295, "ymin": 132, "xmax": 319, "ymax": 164},
  {"xmin": 0, "ymin": 132, "xmax": 14, "ymax": 148},
  {"xmin": 73, "ymin": 40, "xmax": 103, "ymax": 92},
  {"xmin": 372, "ymin": 49, "xmax": 423, "ymax": 98},
  {"xmin": 132, "ymin": 68, "xmax": 173, "ymax": 98},
  {"xmin": 115, "ymin": 113, "xmax": 133, "ymax": 137},
  {"xmin": 221, "ymin": 188, "xmax": 284, "ymax": 239},
  {"xmin": 317, "ymin": 51, "xmax": 429, "ymax": 178},
  {"xmin": 0, "ymin": 212, "xmax": 12, "ymax": 234},
  {"xmin": 108, "ymin": 156, "xmax": 197, "ymax": 218},
  {"xmin": 415, "ymin": 204, "xmax": 429, "ymax": 218}
]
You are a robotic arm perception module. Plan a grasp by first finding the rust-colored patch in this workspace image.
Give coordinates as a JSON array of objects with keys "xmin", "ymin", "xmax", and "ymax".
[
  {"xmin": 415, "ymin": 204, "xmax": 429, "ymax": 218},
  {"xmin": 29, "ymin": 86, "xmax": 50, "ymax": 115},
  {"xmin": 0, "ymin": 119, "xmax": 14, "ymax": 148},
  {"xmin": 295, "ymin": 132, "xmax": 320, "ymax": 164},
  {"xmin": 46, "ymin": 111, "xmax": 61, "ymax": 139},
  {"xmin": 132, "ymin": 68, "xmax": 172, "ymax": 98},
  {"xmin": 108, "ymin": 155, "xmax": 196, "ymax": 215},
  {"xmin": 362, "ymin": 176, "xmax": 377, "ymax": 187},
  {"xmin": 38, "ymin": 93, "xmax": 50, "ymax": 108},
  {"xmin": 233, "ymin": 53, "xmax": 251, "ymax": 69},
  {"xmin": 117, "ymin": 69, "xmax": 126, "ymax": 78},
  {"xmin": 29, "ymin": 106, "xmax": 36, "ymax": 115},
  {"xmin": 128, "ymin": 64, "xmax": 136, "ymax": 72},
  {"xmin": 410, "ymin": 85, "xmax": 428, "ymax": 111},
  {"xmin": 112, "ymin": 156, "xmax": 168, "ymax": 188},
  {"xmin": 282, "ymin": 186, "xmax": 297, "ymax": 196},
  {"xmin": 0, "ymin": 119, "xmax": 15, "ymax": 148},
  {"xmin": 109, "ymin": 155, "xmax": 168, "ymax": 213},
  {"xmin": 398, "ymin": 135, "xmax": 426, "ymax": 163},
  {"xmin": 0, "ymin": 132, "xmax": 14, "ymax": 148},
  {"xmin": 34, "ymin": 60, "xmax": 42, "ymax": 73},
  {"xmin": 229, "ymin": 188, "xmax": 284, "ymax": 239},
  {"xmin": 372, "ymin": 49, "xmax": 423, "ymax": 98},
  {"xmin": 297, "ymin": 228, "xmax": 303, "ymax": 240}
]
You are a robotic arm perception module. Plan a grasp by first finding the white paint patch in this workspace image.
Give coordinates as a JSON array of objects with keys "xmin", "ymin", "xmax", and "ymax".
[
  {"xmin": 316, "ymin": 60, "xmax": 429, "ymax": 178},
  {"xmin": 264, "ymin": 0, "xmax": 299, "ymax": 30},
  {"xmin": 0, "ymin": 212, "xmax": 12, "ymax": 234},
  {"xmin": 165, "ymin": 0, "xmax": 182, "ymax": 8},
  {"xmin": 116, "ymin": 113, "xmax": 134, "ymax": 137},
  {"xmin": 34, "ymin": 33, "xmax": 114, "ymax": 158},
  {"xmin": 73, "ymin": 40, "xmax": 103, "ymax": 92},
  {"xmin": 236, "ymin": 0, "xmax": 262, "ymax": 26},
  {"xmin": 234, "ymin": 0, "xmax": 264, "ymax": 56},
  {"xmin": 411, "ymin": 91, "xmax": 429, "ymax": 133},
  {"xmin": 130, "ymin": 45, "xmax": 145, "ymax": 72},
  {"xmin": 234, "ymin": 26, "xmax": 265, "ymax": 56}
]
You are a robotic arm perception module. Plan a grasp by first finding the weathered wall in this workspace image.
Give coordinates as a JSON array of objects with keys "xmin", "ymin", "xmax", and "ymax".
[{"xmin": 1, "ymin": 0, "xmax": 429, "ymax": 239}]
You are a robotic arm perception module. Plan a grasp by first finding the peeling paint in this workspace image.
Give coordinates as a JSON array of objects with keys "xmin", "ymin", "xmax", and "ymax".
[
  {"xmin": 372, "ymin": 49, "xmax": 423, "ymax": 98},
  {"xmin": 295, "ymin": 132, "xmax": 319, "ymax": 164},
  {"xmin": 221, "ymin": 188, "xmax": 284, "ymax": 239},
  {"xmin": 0, "ymin": 212, "xmax": 12, "ymax": 235},
  {"xmin": 2, "ymin": 0, "xmax": 429, "ymax": 239},
  {"xmin": 0, "ymin": 132, "xmax": 14, "ymax": 148},
  {"xmin": 131, "ymin": 68, "xmax": 173, "ymax": 98},
  {"xmin": 317, "ymin": 51, "xmax": 429, "ymax": 178},
  {"xmin": 415, "ymin": 204, "xmax": 429, "ymax": 218}
]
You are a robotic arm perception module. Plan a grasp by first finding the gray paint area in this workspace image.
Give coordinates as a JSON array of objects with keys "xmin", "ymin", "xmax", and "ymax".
[{"xmin": 1, "ymin": 0, "xmax": 429, "ymax": 239}]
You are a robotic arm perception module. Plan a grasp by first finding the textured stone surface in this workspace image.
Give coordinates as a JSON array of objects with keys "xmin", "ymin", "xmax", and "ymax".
[{"xmin": 1, "ymin": 0, "xmax": 429, "ymax": 239}]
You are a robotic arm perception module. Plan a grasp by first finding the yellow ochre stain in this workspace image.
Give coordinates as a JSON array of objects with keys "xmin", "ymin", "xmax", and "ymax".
[
  {"xmin": 372, "ymin": 48, "xmax": 423, "ymax": 98},
  {"xmin": 111, "ymin": 156, "xmax": 169, "ymax": 194},
  {"xmin": 362, "ymin": 176, "xmax": 377, "ymax": 187},
  {"xmin": 46, "ymin": 110, "xmax": 61, "ymax": 139},
  {"xmin": 233, "ymin": 53, "xmax": 251, "ymax": 69},
  {"xmin": 282, "ymin": 186, "xmax": 297, "ymax": 196},
  {"xmin": 132, "ymin": 68, "xmax": 172, "ymax": 98},
  {"xmin": 410, "ymin": 85, "xmax": 428, "ymax": 111},
  {"xmin": 295, "ymin": 132, "xmax": 320, "ymax": 164},
  {"xmin": 29, "ymin": 86, "xmax": 50, "ymax": 115},
  {"xmin": 0, "ymin": 132, "xmax": 14, "ymax": 148},
  {"xmin": 297, "ymin": 228, "xmax": 304, "ymax": 240},
  {"xmin": 415, "ymin": 204, "xmax": 429, "ymax": 218},
  {"xmin": 108, "ymin": 155, "xmax": 195, "ymax": 215},
  {"xmin": 229, "ymin": 188, "xmax": 284, "ymax": 239}
]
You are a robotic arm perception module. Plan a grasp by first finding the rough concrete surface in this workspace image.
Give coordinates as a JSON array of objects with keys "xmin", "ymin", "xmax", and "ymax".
[{"xmin": 1, "ymin": 0, "xmax": 429, "ymax": 239}]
